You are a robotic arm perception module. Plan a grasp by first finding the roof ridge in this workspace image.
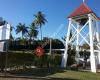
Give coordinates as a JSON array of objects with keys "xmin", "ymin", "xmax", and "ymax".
[
  {"xmin": 68, "ymin": 3, "xmax": 93, "ymax": 18},
  {"xmin": 83, "ymin": 3, "xmax": 92, "ymax": 12}
]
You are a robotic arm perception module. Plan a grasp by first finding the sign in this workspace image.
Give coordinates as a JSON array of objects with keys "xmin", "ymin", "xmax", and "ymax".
[
  {"xmin": 0, "ymin": 24, "xmax": 10, "ymax": 40},
  {"xmin": 0, "ymin": 42, "xmax": 4, "ymax": 51},
  {"xmin": 0, "ymin": 41, "xmax": 7, "ymax": 52},
  {"xmin": 0, "ymin": 24, "xmax": 10, "ymax": 52},
  {"xmin": 35, "ymin": 46, "xmax": 45, "ymax": 57}
]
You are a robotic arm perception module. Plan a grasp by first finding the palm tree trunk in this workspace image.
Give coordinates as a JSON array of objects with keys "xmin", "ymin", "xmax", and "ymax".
[
  {"xmin": 22, "ymin": 32, "xmax": 23, "ymax": 39},
  {"xmin": 40, "ymin": 26, "xmax": 42, "ymax": 40},
  {"xmin": 29, "ymin": 37, "xmax": 32, "ymax": 50}
]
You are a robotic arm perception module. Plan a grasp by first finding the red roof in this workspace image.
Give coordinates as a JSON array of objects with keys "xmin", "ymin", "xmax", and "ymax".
[{"xmin": 68, "ymin": 3, "xmax": 94, "ymax": 18}]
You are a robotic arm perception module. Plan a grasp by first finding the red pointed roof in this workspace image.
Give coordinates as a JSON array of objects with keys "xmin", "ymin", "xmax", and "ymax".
[{"xmin": 68, "ymin": 3, "xmax": 98, "ymax": 18}]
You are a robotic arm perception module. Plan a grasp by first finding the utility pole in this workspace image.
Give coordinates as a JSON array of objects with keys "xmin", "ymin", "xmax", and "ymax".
[{"xmin": 49, "ymin": 38, "xmax": 52, "ymax": 55}]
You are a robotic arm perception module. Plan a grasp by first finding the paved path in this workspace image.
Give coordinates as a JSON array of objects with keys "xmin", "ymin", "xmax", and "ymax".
[
  {"xmin": 0, "ymin": 74, "xmax": 52, "ymax": 80},
  {"xmin": 0, "ymin": 78, "xmax": 33, "ymax": 80},
  {"xmin": 0, "ymin": 77, "xmax": 56, "ymax": 80},
  {"xmin": 0, "ymin": 77, "xmax": 51, "ymax": 80}
]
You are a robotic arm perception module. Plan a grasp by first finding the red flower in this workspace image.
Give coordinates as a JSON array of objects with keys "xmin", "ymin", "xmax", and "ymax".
[{"xmin": 35, "ymin": 46, "xmax": 44, "ymax": 57}]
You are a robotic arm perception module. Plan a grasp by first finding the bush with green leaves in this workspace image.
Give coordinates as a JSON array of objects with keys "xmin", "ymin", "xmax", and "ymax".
[
  {"xmin": 0, "ymin": 52, "xmax": 62, "ymax": 71},
  {"xmin": 0, "ymin": 52, "xmax": 35, "ymax": 71}
]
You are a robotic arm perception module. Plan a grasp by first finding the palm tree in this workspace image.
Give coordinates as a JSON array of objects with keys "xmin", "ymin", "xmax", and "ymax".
[
  {"xmin": 34, "ymin": 11, "xmax": 47, "ymax": 40},
  {"xmin": 16, "ymin": 23, "xmax": 28, "ymax": 39},
  {"xmin": 28, "ymin": 23, "xmax": 38, "ymax": 43}
]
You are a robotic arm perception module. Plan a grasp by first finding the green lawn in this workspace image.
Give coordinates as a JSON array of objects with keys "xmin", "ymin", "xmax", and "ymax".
[
  {"xmin": 49, "ymin": 70, "xmax": 100, "ymax": 80},
  {"xmin": 3, "ymin": 68, "xmax": 100, "ymax": 80}
]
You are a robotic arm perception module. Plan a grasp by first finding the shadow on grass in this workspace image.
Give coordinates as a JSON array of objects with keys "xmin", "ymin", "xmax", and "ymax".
[
  {"xmin": 3, "ymin": 67, "xmax": 66, "ymax": 77},
  {"xmin": 0, "ymin": 76, "xmax": 79, "ymax": 80}
]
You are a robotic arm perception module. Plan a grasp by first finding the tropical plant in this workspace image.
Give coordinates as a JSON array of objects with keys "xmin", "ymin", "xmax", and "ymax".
[
  {"xmin": 34, "ymin": 11, "xmax": 47, "ymax": 40},
  {"xmin": 28, "ymin": 23, "xmax": 38, "ymax": 43},
  {"xmin": 0, "ymin": 17, "xmax": 7, "ymax": 26},
  {"xmin": 16, "ymin": 23, "xmax": 28, "ymax": 39}
]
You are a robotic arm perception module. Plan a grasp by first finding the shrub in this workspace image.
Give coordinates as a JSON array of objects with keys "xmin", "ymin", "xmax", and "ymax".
[
  {"xmin": 0, "ymin": 52, "xmax": 62, "ymax": 71},
  {"xmin": 0, "ymin": 52, "xmax": 34, "ymax": 71}
]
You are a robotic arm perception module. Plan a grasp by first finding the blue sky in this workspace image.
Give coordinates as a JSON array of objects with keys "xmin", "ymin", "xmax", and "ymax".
[{"xmin": 0, "ymin": 0, "xmax": 100, "ymax": 40}]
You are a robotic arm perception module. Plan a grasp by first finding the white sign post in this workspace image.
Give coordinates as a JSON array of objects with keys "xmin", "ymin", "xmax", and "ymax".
[{"xmin": 0, "ymin": 23, "xmax": 10, "ymax": 76}]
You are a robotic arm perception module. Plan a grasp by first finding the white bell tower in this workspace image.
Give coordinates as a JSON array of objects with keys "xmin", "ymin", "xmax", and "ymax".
[{"xmin": 61, "ymin": 3, "xmax": 100, "ymax": 73}]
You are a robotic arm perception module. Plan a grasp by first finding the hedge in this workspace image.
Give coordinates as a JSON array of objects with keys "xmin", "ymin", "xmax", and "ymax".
[{"xmin": 0, "ymin": 52, "xmax": 62, "ymax": 71}]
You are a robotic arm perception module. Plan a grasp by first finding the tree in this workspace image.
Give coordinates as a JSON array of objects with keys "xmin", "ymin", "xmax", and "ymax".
[
  {"xmin": 43, "ymin": 38, "xmax": 64, "ymax": 50},
  {"xmin": 34, "ymin": 11, "xmax": 47, "ymax": 40},
  {"xmin": 82, "ymin": 43, "xmax": 90, "ymax": 49},
  {"xmin": 28, "ymin": 23, "xmax": 38, "ymax": 44},
  {"xmin": 16, "ymin": 23, "xmax": 28, "ymax": 39},
  {"xmin": 0, "ymin": 17, "xmax": 7, "ymax": 26}
]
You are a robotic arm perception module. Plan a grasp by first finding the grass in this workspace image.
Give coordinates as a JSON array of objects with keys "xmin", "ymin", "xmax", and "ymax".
[
  {"xmin": 49, "ymin": 70, "xmax": 100, "ymax": 80},
  {"xmin": 0, "ymin": 68, "xmax": 100, "ymax": 80}
]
